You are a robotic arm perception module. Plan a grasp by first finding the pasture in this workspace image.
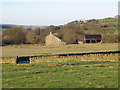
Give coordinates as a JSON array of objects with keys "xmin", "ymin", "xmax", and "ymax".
[
  {"xmin": 2, "ymin": 55, "xmax": 118, "ymax": 88},
  {"xmin": 1, "ymin": 43, "xmax": 119, "ymax": 88},
  {"xmin": 1, "ymin": 43, "xmax": 118, "ymax": 58}
]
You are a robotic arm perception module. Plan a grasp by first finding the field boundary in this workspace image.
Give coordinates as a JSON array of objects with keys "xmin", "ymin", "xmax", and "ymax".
[
  {"xmin": 2, "ymin": 51, "xmax": 119, "ymax": 64},
  {"xmin": 17, "ymin": 51, "xmax": 120, "ymax": 59}
]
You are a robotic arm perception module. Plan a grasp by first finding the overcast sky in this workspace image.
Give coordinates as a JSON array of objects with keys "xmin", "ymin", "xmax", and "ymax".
[{"xmin": 0, "ymin": 0, "xmax": 119, "ymax": 26}]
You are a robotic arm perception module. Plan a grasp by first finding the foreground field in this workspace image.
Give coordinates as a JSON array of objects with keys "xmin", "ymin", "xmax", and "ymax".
[
  {"xmin": 2, "ymin": 55, "xmax": 118, "ymax": 88},
  {"xmin": 2, "ymin": 43, "xmax": 119, "ymax": 88},
  {"xmin": 1, "ymin": 43, "xmax": 118, "ymax": 58}
]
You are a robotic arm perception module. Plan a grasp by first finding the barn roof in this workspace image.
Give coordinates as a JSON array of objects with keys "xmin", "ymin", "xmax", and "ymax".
[
  {"xmin": 45, "ymin": 32, "xmax": 66, "ymax": 45},
  {"xmin": 50, "ymin": 33, "xmax": 63, "ymax": 40},
  {"xmin": 85, "ymin": 35, "xmax": 102, "ymax": 39}
]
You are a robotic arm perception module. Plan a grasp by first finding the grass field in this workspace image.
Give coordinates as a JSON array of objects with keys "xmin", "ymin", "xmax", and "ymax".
[
  {"xmin": 2, "ymin": 56, "xmax": 118, "ymax": 88},
  {"xmin": 2, "ymin": 43, "xmax": 119, "ymax": 88},
  {"xmin": 1, "ymin": 43, "xmax": 118, "ymax": 58}
]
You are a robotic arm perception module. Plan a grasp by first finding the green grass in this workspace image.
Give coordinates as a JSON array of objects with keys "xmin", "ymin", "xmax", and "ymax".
[
  {"xmin": 2, "ymin": 55, "xmax": 118, "ymax": 88},
  {"xmin": 1, "ymin": 43, "xmax": 118, "ymax": 58},
  {"xmin": 2, "ymin": 43, "xmax": 119, "ymax": 88}
]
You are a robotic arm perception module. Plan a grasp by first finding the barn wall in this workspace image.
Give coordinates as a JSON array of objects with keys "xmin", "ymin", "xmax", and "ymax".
[{"xmin": 45, "ymin": 34, "xmax": 66, "ymax": 45}]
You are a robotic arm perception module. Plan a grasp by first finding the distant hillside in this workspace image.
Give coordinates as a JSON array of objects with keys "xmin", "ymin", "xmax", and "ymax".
[
  {"xmin": 2, "ymin": 16, "xmax": 119, "ymax": 45},
  {"xmin": 0, "ymin": 24, "xmax": 16, "ymax": 29},
  {"xmin": 114, "ymin": 15, "xmax": 120, "ymax": 18},
  {"xmin": 58, "ymin": 17, "xmax": 118, "ymax": 43},
  {"xmin": 0, "ymin": 24, "xmax": 47, "ymax": 30}
]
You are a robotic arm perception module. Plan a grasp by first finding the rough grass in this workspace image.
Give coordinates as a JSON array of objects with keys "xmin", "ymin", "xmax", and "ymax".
[
  {"xmin": 1, "ymin": 43, "xmax": 118, "ymax": 58},
  {"xmin": 1, "ymin": 43, "xmax": 119, "ymax": 88},
  {"xmin": 2, "ymin": 61, "xmax": 118, "ymax": 88},
  {"xmin": 2, "ymin": 54, "xmax": 118, "ymax": 88}
]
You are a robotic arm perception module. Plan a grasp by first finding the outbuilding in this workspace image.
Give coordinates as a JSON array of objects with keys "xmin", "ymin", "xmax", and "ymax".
[
  {"xmin": 84, "ymin": 35, "xmax": 102, "ymax": 43},
  {"xmin": 45, "ymin": 32, "xmax": 66, "ymax": 45}
]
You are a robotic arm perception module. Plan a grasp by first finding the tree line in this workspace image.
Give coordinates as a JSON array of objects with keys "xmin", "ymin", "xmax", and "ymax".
[{"xmin": 2, "ymin": 25, "xmax": 61, "ymax": 45}]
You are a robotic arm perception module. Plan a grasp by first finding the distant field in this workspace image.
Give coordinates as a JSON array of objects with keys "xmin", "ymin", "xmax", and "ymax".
[{"xmin": 1, "ymin": 43, "xmax": 118, "ymax": 58}]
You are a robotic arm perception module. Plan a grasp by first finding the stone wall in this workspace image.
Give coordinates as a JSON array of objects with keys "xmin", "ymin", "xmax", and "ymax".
[
  {"xmin": 2, "ymin": 57, "xmax": 16, "ymax": 63},
  {"xmin": 1, "ymin": 53, "xmax": 118, "ymax": 64}
]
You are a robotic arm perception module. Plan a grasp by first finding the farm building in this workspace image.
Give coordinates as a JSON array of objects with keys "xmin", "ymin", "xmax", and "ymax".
[
  {"xmin": 84, "ymin": 35, "xmax": 102, "ymax": 43},
  {"xmin": 72, "ymin": 40, "xmax": 83, "ymax": 44},
  {"xmin": 45, "ymin": 32, "xmax": 66, "ymax": 45}
]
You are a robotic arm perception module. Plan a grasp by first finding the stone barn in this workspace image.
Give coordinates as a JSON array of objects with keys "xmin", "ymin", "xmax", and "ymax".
[
  {"xmin": 45, "ymin": 32, "xmax": 66, "ymax": 45},
  {"xmin": 84, "ymin": 35, "xmax": 102, "ymax": 43}
]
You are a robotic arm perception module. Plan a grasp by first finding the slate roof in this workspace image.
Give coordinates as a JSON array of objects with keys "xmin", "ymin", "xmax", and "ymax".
[{"xmin": 85, "ymin": 35, "xmax": 102, "ymax": 39}]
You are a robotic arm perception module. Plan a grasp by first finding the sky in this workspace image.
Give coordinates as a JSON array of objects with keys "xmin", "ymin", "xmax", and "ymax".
[{"xmin": 0, "ymin": 0, "xmax": 119, "ymax": 26}]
